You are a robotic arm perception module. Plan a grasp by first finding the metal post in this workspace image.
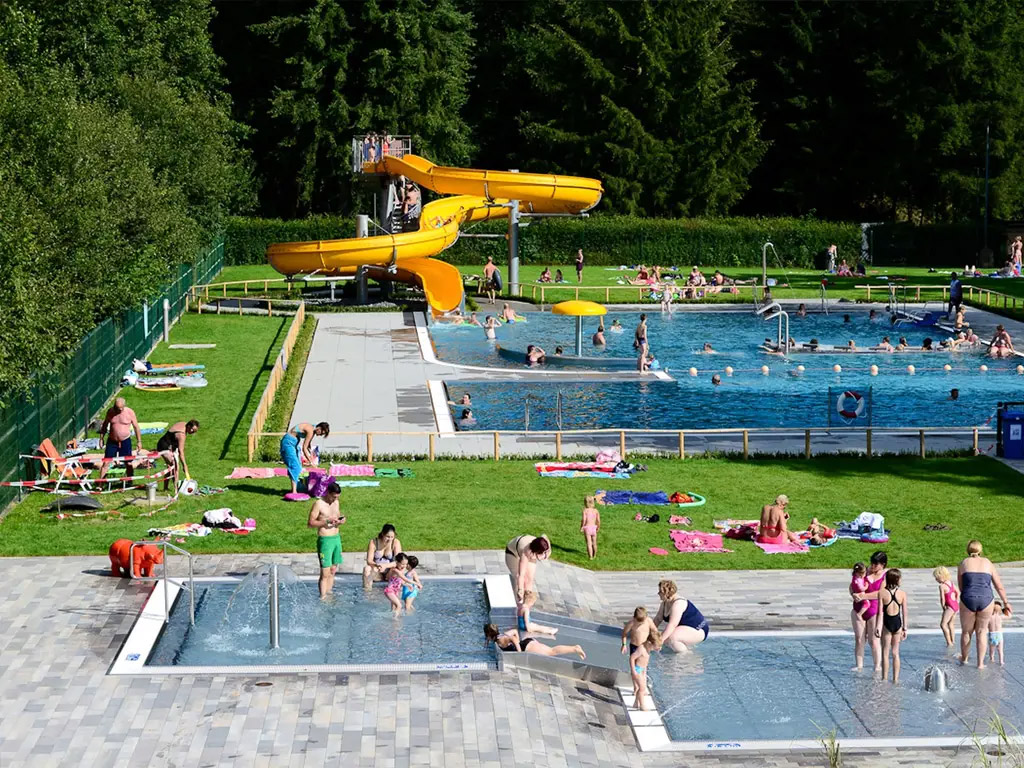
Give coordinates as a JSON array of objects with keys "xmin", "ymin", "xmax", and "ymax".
[
  {"xmin": 162, "ymin": 543, "xmax": 169, "ymax": 623},
  {"xmin": 269, "ymin": 564, "xmax": 280, "ymax": 649},
  {"xmin": 508, "ymin": 200, "xmax": 520, "ymax": 296},
  {"xmin": 188, "ymin": 555, "xmax": 195, "ymax": 626},
  {"xmin": 574, "ymin": 317, "xmax": 583, "ymax": 357},
  {"xmin": 356, "ymin": 214, "xmax": 369, "ymax": 238},
  {"xmin": 147, "ymin": 483, "xmax": 157, "ymax": 505},
  {"xmin": 356, "ymin": 266, "xmax": 368, "ymax": 304},
  {"xmin": 162, "ymin": 299, "xmax": 170, "ymax": 342}
]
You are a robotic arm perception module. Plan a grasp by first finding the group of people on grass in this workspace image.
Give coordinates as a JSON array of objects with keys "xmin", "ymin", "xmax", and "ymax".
[
  {"xmin": 850, "ymin": 540, "xmax": 1012, "ymax": 684},
  {"xmin": 96, "ymin": 396, "xmax": 198, "ymax": 492}
]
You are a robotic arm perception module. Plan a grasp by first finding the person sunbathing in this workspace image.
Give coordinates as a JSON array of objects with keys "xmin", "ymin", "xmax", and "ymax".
[
  {"xmin": 757, "ymin": 495, "xmax": 801, "ymax": 545},
  {"xmin": 538, "ymin": 267, "xmax": 552, "ymax": 283}
]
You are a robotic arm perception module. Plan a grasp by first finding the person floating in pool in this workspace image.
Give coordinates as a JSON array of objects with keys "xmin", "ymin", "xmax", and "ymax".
[
  {"xmin": 702, "ymin": 342, "xmax": 715, "ymax": 353},
  {"xmin": 281, "ymin": 421, "xmax": 330, "ymax": 495},
  {"xmin": 484, "ymin": 624, "xmax": 585, "ymax": 659},
  {"xmin": 609, "ymin": 319, "xmax": 624, "ymax": 333},
  {"xmin": 307, "ymin": 483, "xmax": 345, "ymax": 599},
  {"xmin": 949, "ymin": 388, "xmax": 960, "ymax": 401},
  {"xmin": 989, "ymin": 325, "xmax": 1015, "ymax": 358}
]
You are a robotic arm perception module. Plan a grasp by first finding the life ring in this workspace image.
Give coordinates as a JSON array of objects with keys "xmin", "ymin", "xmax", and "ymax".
[{"xmin": 836, "ymin": 390, "xmax": 865, "ymax": 420}]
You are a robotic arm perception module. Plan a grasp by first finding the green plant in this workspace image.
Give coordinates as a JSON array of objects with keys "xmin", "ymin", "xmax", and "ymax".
[
  {"xmin": 970, "ymin": 712, "xmax": 1024, "ymax": 767},
  {"xmin": 225, "ymin": 215, "xmax": 354, "ymax": 264},
  {"xmin": 814, "ymin": 724, "xmax": 842, "ymax": 768}
]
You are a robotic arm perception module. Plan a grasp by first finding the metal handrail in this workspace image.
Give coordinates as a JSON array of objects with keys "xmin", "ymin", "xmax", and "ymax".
[
  {"xmin": 128, "ymin": 539, "xmax": 196, "ymax": 626},
  {"xmin": 820, "ymin": 283, "xmax": 829, "ymax": 315}
]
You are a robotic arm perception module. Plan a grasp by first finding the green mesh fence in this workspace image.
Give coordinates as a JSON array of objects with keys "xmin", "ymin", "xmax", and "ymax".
[{"xmin": 0, "ymin": 238, "xmax": 224, "ymax": 508}]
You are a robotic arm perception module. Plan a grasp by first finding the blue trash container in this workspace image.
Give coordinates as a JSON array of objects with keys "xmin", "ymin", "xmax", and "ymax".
[{"xmin": 1003, "ymin": 412, "xmax": 1024, "ymax": 459}]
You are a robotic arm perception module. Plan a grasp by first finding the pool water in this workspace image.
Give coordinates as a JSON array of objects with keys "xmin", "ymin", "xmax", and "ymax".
[
  {"xmin": 433, "ymin": 311, "xmax": 1024, "ymax": 430},
  {"xmin": 148, "ymin": 577, "xmax": 495, "ymax": 668},
  {"xmin": 647, "ymin": 633, "xmax": 1024, "ymax": 743}
]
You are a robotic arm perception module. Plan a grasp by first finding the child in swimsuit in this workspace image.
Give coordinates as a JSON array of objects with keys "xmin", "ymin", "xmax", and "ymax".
[
  {"xmin": 402, "ymin": 555, "xmax": 423, "ymax": 612},
  {"xmin": 621, "ymin": 607, "xmax": 661, "ymax": 711},
  {"xmin": 933, "ymin": 566, "xmax": 959, "ymax": 647},
  {"xmin": 876, "ymin": 568, "xmax": 908, "ymax": 684},
  {"xmin": 580, "ymin": 496, "xmax": 601, "ymax": 560},
  {"xmin": 516, "ymin": 590, "xmax": 557, "ymax": 635},
  {"xmin": 989, "ymin": 599, "xmax": 1005, "ymax": 666},
  {"xmin": 851, "ymin": 563, "xmax": 870, "ymax": 621},
  {"xmin": 383, "ymin": 554, "xmax": 417, "ymax": 614}
]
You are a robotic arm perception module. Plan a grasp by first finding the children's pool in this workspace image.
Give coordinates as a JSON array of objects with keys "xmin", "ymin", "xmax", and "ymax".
[
  {"xmin": 145, "ymin": 576, "xmax": 495, "ymax": 670},
  {"xmin": 433, "ymin": 310, "xmax": 1024, "ymax": 430},
  {"xmin": 645, "ymin": 632, "xmax": 1024, "ymax": 746}
]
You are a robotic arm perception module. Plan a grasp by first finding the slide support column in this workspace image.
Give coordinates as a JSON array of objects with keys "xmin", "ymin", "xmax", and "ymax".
[{"xmin": 508, "ymin": 199, "xmax": 520, "ymax": 296}]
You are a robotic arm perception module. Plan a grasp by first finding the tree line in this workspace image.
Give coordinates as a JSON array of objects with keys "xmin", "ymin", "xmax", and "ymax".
[{"xmin": 215, "ymin": 0, "xmax": 1024, "ymax": 224}]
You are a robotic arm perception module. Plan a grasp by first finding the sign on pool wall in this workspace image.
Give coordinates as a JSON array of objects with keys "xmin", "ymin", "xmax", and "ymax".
[{"xmin": 829, "ymin": 386, "xmax": 873, "ymax": 427}]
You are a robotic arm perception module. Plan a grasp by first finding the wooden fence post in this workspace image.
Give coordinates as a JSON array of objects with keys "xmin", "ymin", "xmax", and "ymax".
[
  {"xmin": 742, "ymin": 430, "xmax": 749, "ymax": 459},
  {"xmin": 555, "ymin": 432, "xmax": 562, "ymax": 460},
  {"xmin": 804, "ymin": 429, "xmax": 811, "ymax": 459},
  {"xmin": 919, "ymin": 430, "xmax": 926, "ymax": 458},
  {"xmin": 619, "ymin": 430, "xmax": 626, "ymax": 458},
  {"xmin": 605, "ymin": 287, "xmax": 610, "ymax": 302},
  {"xmin": 678, "ymin": 431, "xmax": 685, "ymax": 459},
  {"xmin": 866, "ymin": 429, "xmax": 872, "ymax": 458},
  {"xmin": 973, "ymin": 428, "xmax": 979, "ymax": 454},
  {"xmin": 428, "ymin": 433, "xmax": 435, "ymax": 461},
  {"xmin": 866, "ymin": 286, "xmax": 871, "ymax": 301},
  {"xmin": 493, "ymin": 431, "xmax": 500, "ymax": 461},
  {"xmin": 575, "ymin": 287, "xmax": 580, "ymax": 300},
  {"xmin": 366, "ymin": 433, "xmax": 373, "ymax": 462}
]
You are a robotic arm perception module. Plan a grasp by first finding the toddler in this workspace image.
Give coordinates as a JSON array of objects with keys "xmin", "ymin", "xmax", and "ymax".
[
  {"xmin": 580, "ymin": 495, "xmax": 601, "ymax": 560},
  {"xmin": 622, "ymin": 607, "xmax": 661, "ymax": 711},
  {"xmin": 990, "ymin": 598, "xmax": 1006, "ymax": 666},
  {"xmin": 402, "ymin": 555, "xmax": 423, "ymax": 612},
  {"xmin": 382, "ymin": 554, "xmax": 417, "ymax": 614},
  {"xmin": 851, "ymin": 562, "xmax": 869, "ymax": 621},
  {"xmin": 933, "ymin": 566, "xmax": 959, "ymax": 647},
  {"xmin": 517, "ymin": 590, "xmax": 557, "ymax": 635}
]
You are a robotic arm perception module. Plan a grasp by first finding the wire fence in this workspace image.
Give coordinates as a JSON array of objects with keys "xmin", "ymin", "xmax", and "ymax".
[{"xmin": 0, "ymin": 239, "xmax": 225, "ymax": 509}]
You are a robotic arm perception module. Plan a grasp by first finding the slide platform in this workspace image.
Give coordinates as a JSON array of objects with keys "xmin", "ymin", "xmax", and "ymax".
[{"xmin": 266, "ymin": 155, "xmax": 603, "ymax": 313}]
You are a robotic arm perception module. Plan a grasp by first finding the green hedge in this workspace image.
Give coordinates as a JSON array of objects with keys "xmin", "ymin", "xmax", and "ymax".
[
  {"xmin": 225, "ymin": 215, "xmax": 353, "ymax": 264},
  {"xmin": 226, "ymin": 214, "xmax": 860, "ymax": 269}
]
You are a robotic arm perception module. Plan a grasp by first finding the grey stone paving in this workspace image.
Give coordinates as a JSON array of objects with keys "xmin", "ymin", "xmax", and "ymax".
[{"xmin": 0, "ymin": 550, "xmax": 1018, "ymax": 766}]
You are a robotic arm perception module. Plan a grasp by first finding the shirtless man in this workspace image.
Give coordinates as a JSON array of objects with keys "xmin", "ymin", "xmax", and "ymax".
[
  {"xmin": 483, "ymin": 256, "xmax": 498, "ymax": 304},
  {"xmin": 633, "ymin": 313, "xmax": 648, "ymax": 350},
  {"xmin": 308, "ymin": 483, "xmax": 345, "ymax": 599},
  {"xmin": 98, "ymin": 397, "xmax": 143, "ymax": 480},
  {"xmin": 757, "ymin": 494, "xmax": 800, "ymax": 544}
]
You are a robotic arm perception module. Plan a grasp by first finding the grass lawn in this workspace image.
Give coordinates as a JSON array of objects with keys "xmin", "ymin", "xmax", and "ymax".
[{"xmin": 0, "ymin": 308, "xmax": 1021, "ymax": 571}]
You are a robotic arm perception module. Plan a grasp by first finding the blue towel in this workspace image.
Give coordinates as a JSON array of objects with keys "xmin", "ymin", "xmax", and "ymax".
[
  {"xmin": 280, "ymin": 434, "xmax": 302, "ymax": 485},
  {"xmin": 598, "ymin": 490, "xmax": 670, "ymax": 505}
]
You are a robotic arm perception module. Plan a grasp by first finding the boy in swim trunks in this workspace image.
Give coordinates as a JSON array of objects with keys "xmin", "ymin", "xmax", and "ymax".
[
  {"xmin": 308, "ymin": 483, "xmax": 345, "ymax": 599},
  {"xmin": 402, "ymin": 555, "xmax": 423, "ymax": 611}
]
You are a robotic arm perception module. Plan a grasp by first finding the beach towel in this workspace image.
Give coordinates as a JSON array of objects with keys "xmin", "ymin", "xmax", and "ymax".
[
  {"xmin": 669, "ymin": 515, "xmax": 692, "ymax": 525},
  {"xmin": 805, "ymin": 534, "xmax": 840, "ymax": 549},
  {"xmin": 669, "ymin": 529, "xmax": 733, "ymax": 554},
  {"xmin": 328, "ymin": 464, "xmax": 375, "ymax": 477},
  {"xmin": 226, "ymin": 467, "xmax": 289, "ymax": 479},
  {"xmin": 539, "ymin": 470, "xmax": 632, "ymax": 479},
  {"xmin": 596, "ymin": 490, "xmax": 670, "ymax": 506},
  {"xmin": 714, "ymin": 519, "xmax": 760, "ymax": 532},
  {"xmin": 138, "ymin": 422, "xmax": 168, "ymax": 435},
  {"xmin": 334, "ymin": 480, "xmax": 380, "ymax": 488},
  {"xmin": 373, "ymin": 468, "xmax": 416, "ymax": 479},
  {"xmin": 535, "ymin": 462, "xmax": 621, "ymax": 473},
  {"xmin": 755, "ymin": 540, "xmax": 810, "ymax": 554},
  {"xmin": 148, "ymin": 523, "xmax": 211, "ymax": 537}
]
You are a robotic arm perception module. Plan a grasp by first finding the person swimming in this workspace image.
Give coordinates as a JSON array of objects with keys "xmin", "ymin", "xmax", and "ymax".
[
  {"xmin": 702, "ymin": 342, "xmax": 715, "ymax": 353},
  {"xmin": 609, "ymin": 320, "xmax": 624, "ymax": 333}
]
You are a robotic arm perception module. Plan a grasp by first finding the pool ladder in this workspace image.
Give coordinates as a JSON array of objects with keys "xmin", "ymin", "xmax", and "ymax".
[
  {"xmin": 128, "ymin": 539, "xmax": 196, "ymax": 626},
  {"xmin": 524, "ymin": 392, "xmax": 564, "ymax": 431}
]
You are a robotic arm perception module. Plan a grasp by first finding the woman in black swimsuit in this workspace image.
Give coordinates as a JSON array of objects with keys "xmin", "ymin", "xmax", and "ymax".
[
  {"xmin": 504, "ymin": 534, "xmax": 550, "ymax": 602},
  {"xmin": 876, "ymin": 569, "xmax": 908, "ymax": 684},
  {"xmin": 156, "ymin": 420, "xmax": 199, "ymax": 491},
  {"xmin": 483, "ymin": 624, "xmax": 585, "ymax": 659}
]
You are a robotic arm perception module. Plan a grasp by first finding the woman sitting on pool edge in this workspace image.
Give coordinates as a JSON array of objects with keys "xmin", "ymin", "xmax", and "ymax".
[
  {"xmin": 653, "ymin": 580, "xmax": 709, "ymax": 653},
  {"xmin": 363, "ymin": 523, "xmax": 403, "ymax": 589},
  {"xmin": 484, "ymin": 624, "xmax": 585, "ymax": 659}
]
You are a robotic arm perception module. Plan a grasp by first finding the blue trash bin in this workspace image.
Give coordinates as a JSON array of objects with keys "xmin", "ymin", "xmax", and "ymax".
[{"xmin": 1002, "ymin": 412, "xmax": 1024, "ymax": 459}]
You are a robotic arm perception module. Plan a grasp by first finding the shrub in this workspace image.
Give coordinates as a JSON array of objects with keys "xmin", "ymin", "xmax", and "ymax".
[{"xmin": 225, "ymin": 215, "xmax": 353, "ymax": 264}]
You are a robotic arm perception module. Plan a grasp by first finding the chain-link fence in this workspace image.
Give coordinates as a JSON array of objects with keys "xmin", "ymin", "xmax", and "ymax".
[{"xmin": 0, "ymin": 238, "xmax": 224, "ymax": 508}]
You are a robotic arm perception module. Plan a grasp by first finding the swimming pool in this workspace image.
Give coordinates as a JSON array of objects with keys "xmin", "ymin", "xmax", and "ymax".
[
  {"xmin": 635, "ymin": 630, "xmax": 1024, "ymax": 750},
  {"xmin": 433, "ymin": 310, "xmax": 1024, "ymax": 430},
  {"xmin": 116, "ymin": 573, "xmax": 497, "ymax": 674}
]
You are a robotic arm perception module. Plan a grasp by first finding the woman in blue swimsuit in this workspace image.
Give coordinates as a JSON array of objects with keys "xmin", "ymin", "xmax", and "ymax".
[
  {"xmin": 958, "ymin": 540, "xmax": 1012, "ymax": 669},
  {"xmin": 654, "ymin": 579, "xmax": 709, "ymax": 653}
]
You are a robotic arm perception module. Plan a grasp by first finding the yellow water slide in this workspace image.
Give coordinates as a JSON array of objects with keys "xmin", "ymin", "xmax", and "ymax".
[{"xmin": 266, "ymin": 155, "xmax": 603, "ymax": 313}]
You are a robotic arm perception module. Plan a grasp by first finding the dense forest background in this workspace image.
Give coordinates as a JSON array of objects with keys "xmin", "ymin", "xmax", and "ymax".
[
  {"xmin": 2, "ymin": 0, "xmax": 1024, "ymax": 394},
  {"xmin": 212, "ymin": 0, "xmax": 1024, "ymax": 223}
]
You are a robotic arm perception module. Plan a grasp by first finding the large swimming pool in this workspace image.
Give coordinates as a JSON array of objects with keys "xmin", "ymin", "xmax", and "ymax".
[{"xmin": 433, "ymin": 310, "xmax": 1024, "ymax": 430}]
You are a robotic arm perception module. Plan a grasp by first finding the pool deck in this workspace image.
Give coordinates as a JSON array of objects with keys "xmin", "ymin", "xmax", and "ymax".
[
  {"xmin": 293, "ymin": 305, "xmax": 1017, "ymax": 459},
  {"xmin": 2, "ymin": 551, "xmax": 1021, "ymax": 767}
]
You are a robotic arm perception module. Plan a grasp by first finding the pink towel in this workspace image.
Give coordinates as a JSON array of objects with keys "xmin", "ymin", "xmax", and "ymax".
[
  {"xmin": 669, "ymin": 529, "xmax": 733, "ymax": 554},
  {"xmin": 328, "ymin": 464, "xmax": 375, "ymax": 477},
  {"xmin": 669, "ymin": 515, "xmax": 691, "ymax": 525},
  {"xmin": 755, "ymin": 540, "xmax": 810, "ymax": 555},
  {"xmin": 226, "ymin": 467, "xmax": 288, "ymax": 479}
]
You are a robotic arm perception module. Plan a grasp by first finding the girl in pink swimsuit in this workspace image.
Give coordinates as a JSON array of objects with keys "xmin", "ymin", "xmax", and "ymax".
[
  {"xmin": 852, "ymin": 551, "xmax": 888, "ymax": 672},
  {"xmin": 382, "ymin": 554, "xmax": 416, "ymax": 614},
  {"xmin": 580, "ymin": 496, "xmax": 601, "ymax": 560},
  {"xmin": 934, "ymin": 565, "xmax": 960, "ymax": 646}
]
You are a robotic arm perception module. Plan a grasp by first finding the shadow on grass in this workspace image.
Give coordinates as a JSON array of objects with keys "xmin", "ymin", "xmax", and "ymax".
[
  {"xmin": 228, "ymin": 482, "xmax": 290, "ymax": 498},
  {"xmin": 219, "ymin": 319, "xmax": 287, "ymax": 461}
]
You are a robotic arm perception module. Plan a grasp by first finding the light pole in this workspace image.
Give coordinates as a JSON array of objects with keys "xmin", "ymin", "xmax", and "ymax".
[{"xmin": 984, "ymin": 123, "xmax": 991, "ymax": 253}]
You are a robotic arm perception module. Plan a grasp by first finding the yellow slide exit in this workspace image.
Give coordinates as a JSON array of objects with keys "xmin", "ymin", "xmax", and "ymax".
[{"xmin": 266, "ymin": 155, "xmax": 603, "ymax": 313}]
